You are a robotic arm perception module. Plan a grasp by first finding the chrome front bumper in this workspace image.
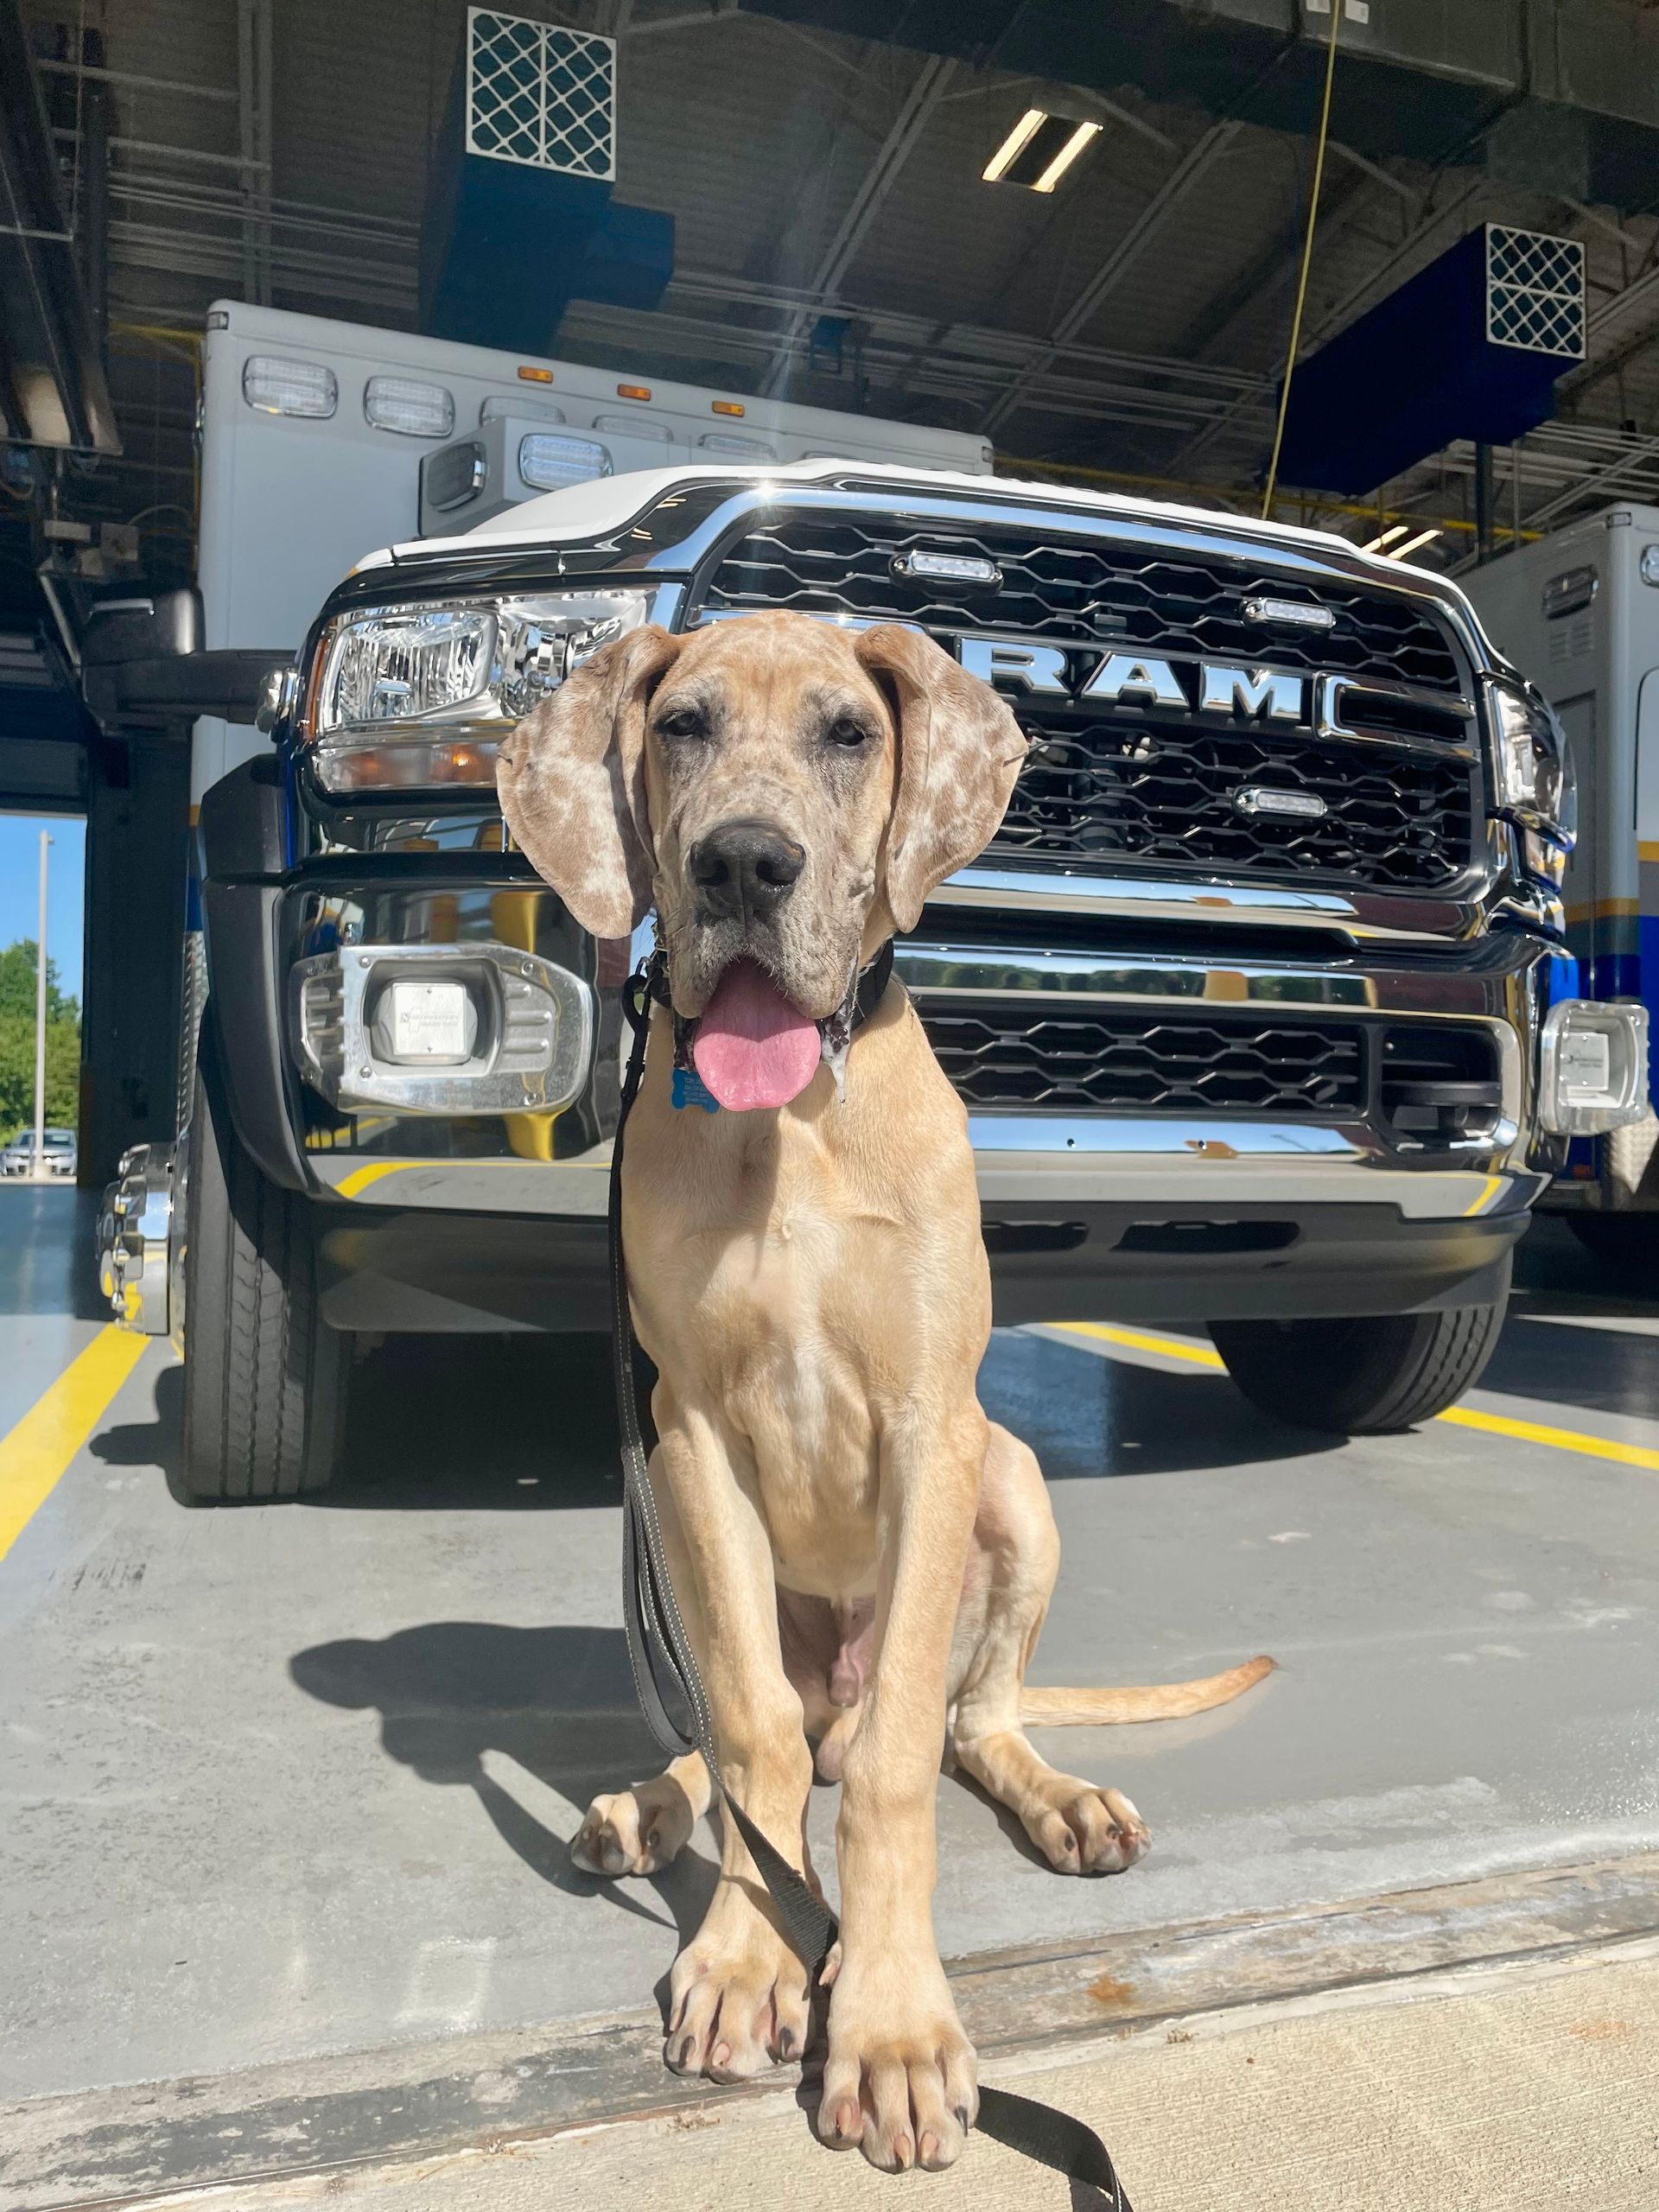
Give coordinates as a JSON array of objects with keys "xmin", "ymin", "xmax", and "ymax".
[{"xmin": 296, "ymin": 912, "xmax": 1560, "ymax": 1223}]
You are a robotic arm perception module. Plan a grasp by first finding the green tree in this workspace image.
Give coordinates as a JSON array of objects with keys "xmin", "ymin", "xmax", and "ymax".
[
  {"xmin": 0, "ymin": 941, "xmax": 81, "ymax": 1141},
  {"xmin": 0, "ymin": 939, "xmax": 78, "ymax": 1025}
]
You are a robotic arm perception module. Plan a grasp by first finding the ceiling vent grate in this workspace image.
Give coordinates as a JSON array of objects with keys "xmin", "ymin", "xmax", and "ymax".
[
  {"xmin": 465, "ymin": 8, "xmax": 616, "ymax": 180},
  {"xmin": 1485, "ymin": 226, "xmax": 1586, "ymax": 359}
]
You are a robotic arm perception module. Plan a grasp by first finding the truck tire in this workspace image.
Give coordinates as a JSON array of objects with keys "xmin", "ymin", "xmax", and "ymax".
[
  {"xmin": 1566, "ymin": 1212, "xmax": 1659, "ymax": 1275},
  {"xmin": 1210, "ymin": 1281, "xmax": 1509, "ymax": 1437},
  {"xmin": 173, "ymin": 1026, "xmax": 349, "ymax": 1503}
]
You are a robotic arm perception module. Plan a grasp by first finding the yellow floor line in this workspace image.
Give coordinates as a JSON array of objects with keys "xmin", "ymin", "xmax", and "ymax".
[
  {"xmin": 333, "ymin": 1159, "xmax": 414, "ymax": 1199},
  {"xmin": 1436, "ymin": 1402, "xmax": 1659, "ymax": 1472},
  {"xmin": 0, "ymin": 1326, "xmax": 149, "ymax": 1562},
  {"xmin": 1052, "ymin": 1320, "xmax": 1225, "ymax": 1369},
  {"xmin": 1046, "ymin": 1322, "xmax": 1659, "ymax": 1471}
]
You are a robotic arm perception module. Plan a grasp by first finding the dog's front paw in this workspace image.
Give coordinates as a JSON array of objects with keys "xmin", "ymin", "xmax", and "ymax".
[
  {"xmin": 666, "ymin": 1885, "xmax": 811, "ymax": 2082},
  {"xmin": 817, "ymin": 1955, "xmax": 977, "ymax": 2172},
  {"xmin": 570, "ymin": 1776, "xmax": 696, "ymax": 1878},
  {"xmin": 1032, "ymin": 1783, "xmax": 1149, "ymax": 1875}
]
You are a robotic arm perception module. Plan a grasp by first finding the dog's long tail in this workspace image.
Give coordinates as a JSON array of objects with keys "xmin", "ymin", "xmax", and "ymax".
[{"xmin": 1018, "ymin": 1653, "xmax": 1274, "ymax": 1726}]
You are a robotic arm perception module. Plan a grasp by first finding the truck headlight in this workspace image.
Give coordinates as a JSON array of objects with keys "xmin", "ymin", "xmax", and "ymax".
[
  {"xmin": 1484, "ymin": 675, "xmax": 1575, "ymax": 843},
  {"xmin": 302, "ymin": 589, "xmax": 651, "ymax": 793}
]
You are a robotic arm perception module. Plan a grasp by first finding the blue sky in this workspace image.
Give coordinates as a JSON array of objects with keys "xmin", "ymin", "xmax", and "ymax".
[{"xmin": 0, "ymin": 814, "xmax": 86, "ymax": 1004}]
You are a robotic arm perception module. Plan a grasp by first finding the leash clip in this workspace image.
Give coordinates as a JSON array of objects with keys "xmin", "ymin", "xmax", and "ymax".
[{"xmin": 624, "ymin": 950, "xmax": 667, "ymax": 1042}]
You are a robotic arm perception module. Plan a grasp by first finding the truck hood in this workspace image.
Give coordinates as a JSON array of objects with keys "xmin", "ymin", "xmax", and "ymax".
[{"xmin": 346, "ymin": 457, "xmax": 1481, "ymax": 626}]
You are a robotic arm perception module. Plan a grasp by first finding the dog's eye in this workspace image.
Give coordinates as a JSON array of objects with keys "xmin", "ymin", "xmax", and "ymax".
[
  {"xmin": 657, "ymin": 707, "xmax": 708, "ymax": 741},
  {"xmin": 825, "ymin": 717, "xmax": 870, "ymax": 749}
]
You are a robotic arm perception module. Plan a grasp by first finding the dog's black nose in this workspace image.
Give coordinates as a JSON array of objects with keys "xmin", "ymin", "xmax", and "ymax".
[{"xmin": 690, "ymin": 820, "xmax": 805, "ymax": 919}]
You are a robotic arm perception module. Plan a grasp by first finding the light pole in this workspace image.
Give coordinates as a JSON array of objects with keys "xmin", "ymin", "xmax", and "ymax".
[{"xmin": 33, "ymin": 830, "xmax": 52, "ymax": 1179}]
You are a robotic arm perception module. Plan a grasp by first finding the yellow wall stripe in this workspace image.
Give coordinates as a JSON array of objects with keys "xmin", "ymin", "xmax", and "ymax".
[
  {"xmin": 0, "ymin": 1327, "xmax": 149, "ymax": 1562},
  {"xmin": 1564, "ymin": 896, "xmax": 1641, "ymax": 922},
  {"xmin": 1048, "ymin": 1320, "xmax": 1659, "ymax": 1471}
]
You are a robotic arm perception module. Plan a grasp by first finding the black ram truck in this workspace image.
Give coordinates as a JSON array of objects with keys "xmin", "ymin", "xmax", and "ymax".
[{"xmin": 99, "ymin": 460, "xmax": 1628, "ymax": 1500}]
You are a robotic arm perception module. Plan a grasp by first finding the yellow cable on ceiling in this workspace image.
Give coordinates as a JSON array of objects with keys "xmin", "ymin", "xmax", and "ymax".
[{"xmin": 1260, "ymin": 3, "xmax": 1344, "ymax": 520}]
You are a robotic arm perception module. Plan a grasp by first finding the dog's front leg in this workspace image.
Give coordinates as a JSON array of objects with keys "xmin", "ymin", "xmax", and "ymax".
[
  {"xmin": 651, "ymin": 1411, "xmax": 817, "ymax": 2085},
  {"xmin": 821, "ymin": 1400, "xmax": 985, "ymax": 2174}
]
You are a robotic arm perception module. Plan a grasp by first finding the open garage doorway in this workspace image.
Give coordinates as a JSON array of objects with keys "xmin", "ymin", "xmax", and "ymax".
[{"xmin": 0, "ymin": 810, "xmax": 85, "ymax": 1182}]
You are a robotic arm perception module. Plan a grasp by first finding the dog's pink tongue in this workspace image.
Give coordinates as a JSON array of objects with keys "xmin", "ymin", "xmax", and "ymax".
[{"xmin": 693, "ymin": 961, "xmax": 820, "ymax": 1111}]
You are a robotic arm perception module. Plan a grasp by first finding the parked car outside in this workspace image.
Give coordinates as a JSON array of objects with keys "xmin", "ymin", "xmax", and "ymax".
[{"xmin": 2, "ymin": 1128, "xmax": 78, "ymax": 1178}]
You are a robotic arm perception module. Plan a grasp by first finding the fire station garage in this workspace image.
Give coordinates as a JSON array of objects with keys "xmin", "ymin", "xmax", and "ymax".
[{"xmin": 4, "ymin": 7, "xmax": 1659, "ymax": 2209}]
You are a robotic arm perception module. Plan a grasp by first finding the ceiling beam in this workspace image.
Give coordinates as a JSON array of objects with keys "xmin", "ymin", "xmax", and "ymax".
[
  {"xmin": 760, "ymin": 53, "xmax": 955, "ymax": 398},
  {"xmin": 1173, "ymin": 174, "xmax": 1484, "ymax": 477},
  {"xmin": 0, "ymin": 0, "xmax": 118, "ymax": 450},
  {"xmin": 1525, "ymin": 421, "xmax": 1659, "ymax": 531},
  {"xmin": 237, "ymin": 0, "xmax": 273, "ymax": 308},
  {"xmin": 980, "ymin": 120, "xmax": 1242, "ymax": 437},
  {"xmin": 1166, "ymin": 157, "xmax": 1373, "ymax": 376}
]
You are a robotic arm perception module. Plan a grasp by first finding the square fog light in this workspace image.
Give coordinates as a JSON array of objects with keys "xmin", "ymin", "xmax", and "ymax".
[
  {"xmin": 1539, "ymin": 1000, "xmax": 1650, "ymax": 1135},
  {"xmin": 289, "ymin": 940, "xmax": 594, "ymax": 1116},
  {"xmin": 371, "ymin": 978, "xmax": 477, "ymax": 1065}
]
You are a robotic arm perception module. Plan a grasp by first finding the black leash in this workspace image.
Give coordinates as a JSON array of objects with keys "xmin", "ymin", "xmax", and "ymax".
[{"xmin": 609, "ymin": 957, "xmax": 1135, "ymax": 2209}]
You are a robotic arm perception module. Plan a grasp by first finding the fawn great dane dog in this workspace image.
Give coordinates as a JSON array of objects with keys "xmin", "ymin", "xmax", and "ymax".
[{"xmin": 497, "ymin": 609, "xmax": 1269, "ymax": 2174}]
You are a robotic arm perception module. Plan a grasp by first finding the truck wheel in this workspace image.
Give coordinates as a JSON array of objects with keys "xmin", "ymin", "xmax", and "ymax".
[
  {"xmin": 1566, "ymin": 1213, "xmax": 1659, "ymax": 1275},
  {"xmin": 1210, "ymin": 1286, "xmax": 1508, "ymax": 1437},
  {"xmin": 173, "ymin": 1027, "xmax": 349, "ymax": 1503}
]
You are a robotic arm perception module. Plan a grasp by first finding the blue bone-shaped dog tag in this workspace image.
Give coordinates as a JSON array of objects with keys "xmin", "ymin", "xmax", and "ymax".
[{"xmin": 672, "ymin": 1066, "xmax": 721, "ymax": 1114}]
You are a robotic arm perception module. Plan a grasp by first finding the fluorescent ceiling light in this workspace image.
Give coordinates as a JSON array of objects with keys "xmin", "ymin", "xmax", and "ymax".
[
  {"xmin": 1033, "ymin": 119, "xmax": 1103, "ymax": 194},
  {"xmin": 1387, "ymin": 526, "xmax": 1443, "ymax": 561},
  {"xmin": 1361, "ymin": 523, "xmax": 1409, "ymax": 552},
  {"xmin": 983, "ymin": 108, "xmax": 1046, "ymax": 183}
]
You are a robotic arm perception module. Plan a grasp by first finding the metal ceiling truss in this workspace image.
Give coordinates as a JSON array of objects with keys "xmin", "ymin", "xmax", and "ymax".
[
  {"xmin": 981, "ymin": 121, "xmax": 1243, "ymax": 435},
  {"xmin": 29, "ymin": 0, "xmax": 1659, "ymax": 567},
  {"xmin": 760, "ymin": 52, "xmax": 957, "ymax": 398},
  {"xmin": 0, "ymin": 0, "xmax": 118, "ymax": 451}
]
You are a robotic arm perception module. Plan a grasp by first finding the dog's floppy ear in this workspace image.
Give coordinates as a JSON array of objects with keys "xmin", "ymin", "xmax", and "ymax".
[
  {"xmin": 496, "ymin": 624, "xmax": 682, "ymax": 938},
  {"xmin": 855, "ymin": 625, "xmax": 1028, "ymax": 932}
]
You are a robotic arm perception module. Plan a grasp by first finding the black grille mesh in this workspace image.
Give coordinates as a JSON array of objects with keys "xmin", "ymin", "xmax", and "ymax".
[
  {"xmin": 1001, "ymin": 720, "xmax": 1475, "ymax": 888},
  {"xmin": 699, "ymin": 517, "xmax": 1465, "ymax": 692},
  {"xmin": 918, "ymin": 1001, "xmax": 1367, "ymax": 1116}
]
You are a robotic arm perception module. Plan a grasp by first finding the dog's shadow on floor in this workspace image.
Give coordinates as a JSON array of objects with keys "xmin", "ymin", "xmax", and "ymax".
[{"xmin": 289, "ymin": 1621, "xmax": 717, "ymax": 1947}]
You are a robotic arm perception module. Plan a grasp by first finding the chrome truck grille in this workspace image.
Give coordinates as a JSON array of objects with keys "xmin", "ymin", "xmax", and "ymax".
[
  {"xmin": 914, "ymin": 1001, "xmax": 1503, "ymax": 1145},
  {"xmin": 697, "ymin": 516, "xmax": 1465, "ymax": 691},
  {"xmin": 918, "ymin": 1001, "xmax": 1368, "ymax": 1117},
  {"xmin": 694, "ymin": 516, "xmax": 1478, "ymax": 895},
  {"xmin": 1005, "ymin": 716, "xmax": 1475, "ymax": 888}
]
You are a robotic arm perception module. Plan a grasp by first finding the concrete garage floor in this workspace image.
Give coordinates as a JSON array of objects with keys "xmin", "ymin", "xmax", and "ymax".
[{"xmin": 3, "ymin": 1186, "xmax": 1659, "ymax": 2201}]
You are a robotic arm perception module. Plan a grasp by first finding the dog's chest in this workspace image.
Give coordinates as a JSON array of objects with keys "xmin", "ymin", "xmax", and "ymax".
[{"xmin": 699, "ymin": 1208, "xmax": 887, "ymax": 1587}]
